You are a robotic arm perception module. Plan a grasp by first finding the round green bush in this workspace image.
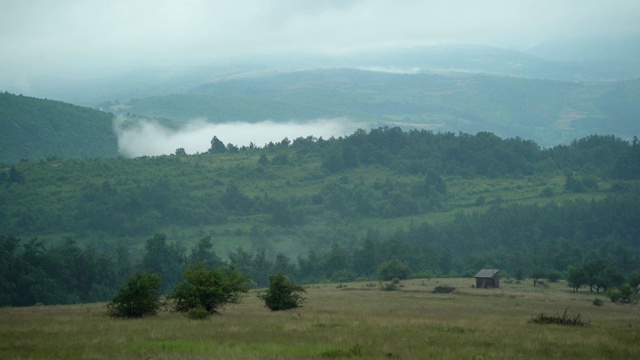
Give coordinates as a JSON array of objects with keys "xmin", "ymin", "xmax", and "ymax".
[
  {"xmin": 107, "ymin": 272, "xmax": 162, "ymax": 318},
  {"xmin": 187, "ymin": 307, "xmax": 211, "ymax": 320}
]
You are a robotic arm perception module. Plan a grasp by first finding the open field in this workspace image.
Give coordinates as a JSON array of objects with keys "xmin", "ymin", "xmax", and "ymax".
[{"xmin": 1, "ymin": 278, "xmax": 639, "ymax": 359}]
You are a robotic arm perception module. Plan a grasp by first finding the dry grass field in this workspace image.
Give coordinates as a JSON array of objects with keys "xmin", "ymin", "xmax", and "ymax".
[{"xmin": 1, "ymin": 278, "xmax": 639, "ymax": 359}]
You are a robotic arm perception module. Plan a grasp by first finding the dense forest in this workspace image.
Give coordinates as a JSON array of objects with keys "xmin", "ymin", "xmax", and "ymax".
[
  {"xmin": 1, "ymin": 127, "xmax": 640, "ymax": 306},
  {"xmin": 0, "ymin": 92, "xmax": 119, "ymax": 163}
]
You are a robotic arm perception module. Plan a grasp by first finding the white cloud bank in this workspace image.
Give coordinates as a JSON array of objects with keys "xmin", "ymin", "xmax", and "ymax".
[{"xmin": 113, "ymin": 116, "xmax": 364, "ymax": 157}]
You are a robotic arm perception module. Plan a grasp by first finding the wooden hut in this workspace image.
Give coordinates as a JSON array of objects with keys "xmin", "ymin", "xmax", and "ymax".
[{"xmin": 474, "ymin": 269, "xmax": 500, "ymax": 288}]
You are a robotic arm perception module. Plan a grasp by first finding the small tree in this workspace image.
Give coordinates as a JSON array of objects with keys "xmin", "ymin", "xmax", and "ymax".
[
  {"xmin": 377, "ymin": 258, "xmax": 411, "ymax": 281},
  {"xmin": 607, "ymin": 284, "xmax": 638, "ymax": 304},
  {"xmin": 107, "ymin": 272, "xmax": 162, "ymax": 318},
  {"xmin": 209, "ymin": 136, "xmax": 227, "ymax": 154},
  {"xmin": 258, "ymin": 272, "xmax": 306, "ymax": 311},
  {"xmin": 567, "ymin": 265, "xmax": 587, "ymax": 292},
  {"xmin": 531, "ymin": 268, "xmax": 545, "ymax": 287},
  {"xmin": 258, "ymin": 153, "xmax": 270, "ymax": 166},
  {"xmin": 7, "ymin": 166, "xmax": 25, "ymax": 184},
  {"xmin": 628, "ymin": 272, "xmax": 640, "ymax": 295},
  {"xmin": 168, "ymin": 262, "xmax": 250, "ymax": 314}
]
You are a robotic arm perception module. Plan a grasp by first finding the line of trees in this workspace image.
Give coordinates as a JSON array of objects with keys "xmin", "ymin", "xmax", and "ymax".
[{"xmin": 205, "ymin": 128, "xmax": 640, "ymax": 179}]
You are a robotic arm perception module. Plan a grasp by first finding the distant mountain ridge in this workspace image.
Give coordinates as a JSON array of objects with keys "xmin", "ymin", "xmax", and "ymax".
[
  {"xmin": 336, "ymin": 43, "xmax": 640, "ymax": 81},
  {"xmin": 21, "ymin": 41, "xmax": 640, "ymax": 107},
  {"xmin": 2, "ymin": 40, "xmax": 639, "ymax": 162},
  {"xmin": 2, "ymin": 67, "xmax": 638, "ymax": 163},
  {"xmin": 0, "ymin": 92, "xmax": 119, "ymax": 163},
  {"xmin": 528, "ymin": 33, "xmax": 640, "ymax": 63},
  {"xmin": 113, "ymin": 69, "xmax": 640, "ymax": 147}
]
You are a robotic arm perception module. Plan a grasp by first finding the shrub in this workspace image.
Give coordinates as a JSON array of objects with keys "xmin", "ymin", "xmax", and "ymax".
[
  {"xmin": 608, "ymin": 288, "xmax": 622, "ymax": 303},
  {"xmin": 592, "ymin": 298, "xmax": 604, "ymax": 307},
  {"xmin": 377, "ymin": 258, "xmax": 411, "ymax": 281},
  {"xmin": 107, "ymin": 272, "xmax": 162, "ymax": 318},
  {"xmin": 168, "ymin": 262, "xmax": 251, "ymax": 314},
  {"xmin": 258, "ymin": 272, "xmax": 306, "ymax": 311},
  {"xmin": 379, "ymin": 282, "xmax": 399, "ymax": 291},
  {"xmin": 529, "ymin": 308, "xmax": 588, "ymax": 326},
  {"xmin": 432, "ymin": 285, "xmax": 456, "ymax": 294},
  {"xmin": 607, "ymin": 284, "xmax": 638, "ymax": 304},
  {"xmin": 187, "ymin": 307, "xmax": 211, "ymax": 320},
  {"xmin": 629, "ymin": 272, "xmax": 640, "ymax": 294}
]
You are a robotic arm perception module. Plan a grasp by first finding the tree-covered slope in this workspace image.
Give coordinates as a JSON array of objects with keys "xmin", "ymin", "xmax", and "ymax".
[
  {"xmin": 2, "ymin": 128, "xmax": 639, "ymax": 243},
  {"xmin": 0, "ymin": 92, "xmax": 119, "ymax": 163},
  {"xmin": 2, "ymin": 128, "xmax": 640, "ymax": 306},
  {"xmin": 112, "ymin": 70, "xmax": 640, "ymax": 147}
]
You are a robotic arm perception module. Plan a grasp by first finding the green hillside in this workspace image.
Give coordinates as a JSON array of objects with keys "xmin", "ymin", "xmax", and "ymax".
[
  {"xmin": 0, "ymin": 92, "xmax": 119, "ymax": 163},
  {"xmin": 113, "ymin": 70, "xmax": 640, "ymax": 147},
  {"xmin": 3, "ymin": 71, "xmax": 638, "ymax": 163}
]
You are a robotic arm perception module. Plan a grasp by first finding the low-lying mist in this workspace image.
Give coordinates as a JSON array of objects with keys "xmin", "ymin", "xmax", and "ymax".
[{"xmin": 113, "ymin": 116, "xmax": 365, "ymax": 157}]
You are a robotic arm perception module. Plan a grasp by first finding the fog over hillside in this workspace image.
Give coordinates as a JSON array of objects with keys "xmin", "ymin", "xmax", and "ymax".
[
  {"xmin": 1, "ymin": 1, "xmax": 638, "ymax": 159},
  {"xmin": 113, "ymin": 116, "xmax": 363, "ymax": 157}
]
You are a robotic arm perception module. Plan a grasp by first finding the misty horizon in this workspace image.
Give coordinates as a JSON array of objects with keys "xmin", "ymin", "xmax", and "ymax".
[
  {"xmin": 1, "ymin": 0, "xmax": 639, "ymax": 157},
  {"xmin": 1, "ymin": 0, "xmax": 639, "ymax": 102}
]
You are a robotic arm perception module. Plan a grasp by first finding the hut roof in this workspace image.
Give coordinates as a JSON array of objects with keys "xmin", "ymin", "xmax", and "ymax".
[{"xmin": 474, "ymin": 269, "xmax": 500, "ymax": 278}]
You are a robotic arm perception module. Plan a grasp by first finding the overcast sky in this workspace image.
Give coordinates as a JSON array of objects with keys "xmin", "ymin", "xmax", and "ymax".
[{"xmin": 1, "ymin": 0, "xmax": 638, "ymax": 87}]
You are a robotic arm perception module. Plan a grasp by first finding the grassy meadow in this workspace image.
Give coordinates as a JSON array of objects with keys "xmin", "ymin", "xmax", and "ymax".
[{"xmin": 1, "ymin": 278, "xmax": 639, "ymax": 359}]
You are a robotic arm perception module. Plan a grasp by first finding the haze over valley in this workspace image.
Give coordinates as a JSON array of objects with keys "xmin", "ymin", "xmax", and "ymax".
[{"xmin": 2, "ymin": 0, "xmax": 640, "ymax": 158}]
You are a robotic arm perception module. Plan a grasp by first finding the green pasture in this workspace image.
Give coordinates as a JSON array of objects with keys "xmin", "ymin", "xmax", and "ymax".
[{"xmin": 1, "ymin": 278, "xmax": 638, "ymax": 359}]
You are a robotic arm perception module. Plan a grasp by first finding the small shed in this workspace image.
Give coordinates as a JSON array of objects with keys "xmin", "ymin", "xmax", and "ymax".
[{"xmin": 474, "ymin": 269, "xmax": 500, "ymax": 288}]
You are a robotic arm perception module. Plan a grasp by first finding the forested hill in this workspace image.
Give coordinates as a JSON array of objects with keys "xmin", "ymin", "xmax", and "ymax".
[
  {"xmin": 111, "ymin": 69, "xmax": 640, "ymax": 147},
  {"xmin": 0, "ymin": 92, "xmax": 119, "ymax": 163},
  {"xmin": 4, "ymin": 128, "xmax": 639, "ymax": 238},
  {"xmin": 1, "ymin": 128, "xmax": 640, "ymax": 306}
]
